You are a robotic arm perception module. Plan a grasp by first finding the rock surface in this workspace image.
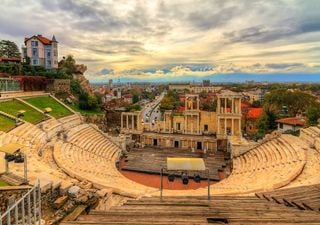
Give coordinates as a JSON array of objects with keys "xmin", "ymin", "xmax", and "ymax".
[{"xmin": 73, "ymin": 64, "xmax": 92, "ymax": 94}]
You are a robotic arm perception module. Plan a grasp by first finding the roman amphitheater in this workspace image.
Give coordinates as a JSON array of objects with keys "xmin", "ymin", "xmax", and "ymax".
[{"xmin": 1, "ymin": 92, "xmax": 320, "ymax": 224}]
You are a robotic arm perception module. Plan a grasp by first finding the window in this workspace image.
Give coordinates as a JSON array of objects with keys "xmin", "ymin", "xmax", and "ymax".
[
  {"xmin": 53, "ymin": 50, "xmax": 57, "ymax": 56},
  {"xmin": 47, "ymin": 60, "xmax": 51, "ymax": 65},
  {"xmin": 32, "ymin": 48, "xmax": 37, "ymax": 57},
  {"xmin": 176, "ymin": 123, "xmax": 181, "ymax": 131},
  {"xmin": 33, "ymin": 59, "xmax": 37, "ymax": 65},
  {"xmin": 47, "ymin": 51, "xmax": 51, "ymax": 57},
  {"xmin": 279, "ymin": 123, "xmax": 283, "ymax": 129},
  {"xmin": 204, "ymin": 124, "xmax": 208, "ymax": 131},
  {"xmin": 31, "ymin": 41, "xmax": 38, "ymax": 47}
]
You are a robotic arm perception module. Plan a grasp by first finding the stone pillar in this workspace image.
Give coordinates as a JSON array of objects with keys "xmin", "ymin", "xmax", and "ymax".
[
  {"xmin": 126, "ymin": 114, "xmax": 129, "ymax": 129},
  {"xmin": 191, "ymin": 116, "xmax": 193, "ymax": 134},
  {"xmin": 217, "ymin": 118, "xmax": 220, "ymax": 135},
  {"xmin": 224, "ymin": 118, "xmax": 227, "ymax": 135},
  {"xmin": 197, "ymin": 97, "xmax": 200, "ymax": 110},
  {"xmin": 217, "ymin": 97, "xmax": 221, "ymax": 113},
  {"xmin": 121, "ymin": 114, "xmax": 123, "ymax": 129},
  {"xmin": 197, "ymin": 114, "xmax": 200, "ymax": 134},
  {"xmin": 184, "ymin": 115, "xmax": 187, "ymax": 134},
  {"xmin": 238, "ymin": 119, "xmax": 241, "ymax": 136},
  {"xmin": 131, "ymin": 114, "xmax": 134, "ymax": 130},
  {"xmin": 232, "ymin": 118, "xmax": 234, "ymax": 135},
  {"xmin": 224, "ymin": 98, "xmax": 227, "ymax": 113},
  {"xmin": 232, "ymin": 98, "xmax": 234, "ymax": 114}
]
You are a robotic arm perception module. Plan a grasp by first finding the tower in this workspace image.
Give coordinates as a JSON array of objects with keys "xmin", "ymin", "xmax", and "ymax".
[{"xmin": 51, "ymin": 35, "xmax": 58, "ymax": 68}]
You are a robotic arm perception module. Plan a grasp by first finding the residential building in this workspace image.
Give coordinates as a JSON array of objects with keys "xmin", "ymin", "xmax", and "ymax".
[
  {"xmin": 242, "ymin": 107, "xmax": 263, "ymax": 134},
  {"xmin": 168, "ymin": 83, "xmax": 190, "ymax": 91},
  {"xmin": 242, "ymin": 88, "xmax": 266, "ymax": 103},
  {"xmin": 22, "ymin": 34, "xmax": 58, "ymax": 69},
  {"xmin": 122, "ymin": 93, "xmax": 133, "ymax": 104},
  {"xmin": 276, "ymin": 117, "xmax": 305, "ymax": 133},
  {"xmin": 191, "ymin": 86, "xmax": 222, "ymax": 93}
]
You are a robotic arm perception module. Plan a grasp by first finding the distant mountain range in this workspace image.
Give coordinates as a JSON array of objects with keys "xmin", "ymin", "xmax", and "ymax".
[{"xmin": 91, "ymin": 73, "xmax": 320, "ymax": 84}]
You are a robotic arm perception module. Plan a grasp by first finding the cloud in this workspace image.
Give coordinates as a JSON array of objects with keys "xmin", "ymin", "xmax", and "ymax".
[
  {"xmin": 265, "ymin": 63, "xmax": 305, "ymax": 69},
  {"xmin": 96, "ymin": 68, "xmax": 114, "ymax": 75},
  {"xmin": 0, "ymin": 0, "xmax": 319, "ymax": 82},
  {"xmin": 92, "ymin": 62, "xmax": 318, "ymax": 82}
]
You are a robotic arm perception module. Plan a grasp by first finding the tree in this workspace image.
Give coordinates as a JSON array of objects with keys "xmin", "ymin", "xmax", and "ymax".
[
  {"xmin": 87, "ymin": 95, "xmax": 98, "ymax": 109},
  {"xmin": 159, "ymin": 97, "xmax": 174, "ymax": 111},
  {"xmin": 257, "ymin": 109, "xmax": 277, "ymax": 134},
  {"xmin": 126, "ymin": 104, "xmax": 141, "ymax": 112},
  {"xmin": 251, "ymin": 100, "xmax": 262, "ymax": 108},
  {"xmin": 264, "ymin": 89, "xmax": 317, "ymax": 117},
  {"xmin": 306, "ymin": 105, "xmax": 320, "ymax": 126},
  {"xmin": 132, "ymin": 93, "xmax": 140, "ymax": 103},
  {"xmin": 59, "ymin": 55, "xmax": 76, "ymax": 79},
  {"xmin": 0, "ymin": 40, "xmax": 21, "ymax": 58},
  {"xmin": 70, "ymin": 80, "xmax": 83, "ymax": 95}
]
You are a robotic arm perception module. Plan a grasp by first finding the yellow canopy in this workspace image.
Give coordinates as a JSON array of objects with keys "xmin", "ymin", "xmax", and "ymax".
[
  {"xmin": 167, "ymin": 158, "xmax": 206, "ymax": 171},
  {"xmin": 0, "ymin": 143, "xmax": 24, "ymax": 154}
]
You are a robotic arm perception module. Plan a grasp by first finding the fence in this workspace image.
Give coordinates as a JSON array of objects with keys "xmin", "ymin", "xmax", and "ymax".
[{"xmin": 0, "ymin": 181, "xmax": 41, "ymax": 225}]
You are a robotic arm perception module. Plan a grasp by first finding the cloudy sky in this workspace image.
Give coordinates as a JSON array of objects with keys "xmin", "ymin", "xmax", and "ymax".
[{"xmin": 0, "ymin": 0, "xmax": 319, "ymax": 82}]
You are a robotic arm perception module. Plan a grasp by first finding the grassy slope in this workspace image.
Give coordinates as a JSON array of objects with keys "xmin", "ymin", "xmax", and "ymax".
[
  {"xmin": 25, "ymin": 96, "xmax": 73, "ymax": 119},
  {"xmin": 0, "ymin": 100, "xmax": 45, "ymax": 124},
  {"xmin": 0, "ymin": 180, "xmax": 9, "ymax": 187},
  {"xmin": 0, "ymin": 114, "xmax": 16, "ymax": 132}
]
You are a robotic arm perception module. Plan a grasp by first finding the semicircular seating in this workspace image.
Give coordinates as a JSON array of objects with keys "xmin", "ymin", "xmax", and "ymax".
[
  {"xmin": 206, "ymin": 134, "xmax": 307, "ymax": 195},
  {"xmin": 53, "ymin": 125, "xmax": 157, "ymax": 197}
]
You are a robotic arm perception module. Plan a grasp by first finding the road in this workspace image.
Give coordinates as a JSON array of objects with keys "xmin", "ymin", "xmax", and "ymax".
[{"xmin": 141, "ymin": 92, "xmax": 165, "ymax": 126}]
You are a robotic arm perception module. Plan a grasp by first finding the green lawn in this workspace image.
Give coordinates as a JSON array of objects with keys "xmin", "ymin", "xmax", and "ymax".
[
  {"xmin": 69, "ymin": 102, "xmax": 103, "ymax": 116},
  {"xmin": 0, "ymin": 114, "xmax": 16, "ymax": 132},
  {"xmin": 0, "ymin": 100, "xmax": 45, "ymax": 124},
  {"xmin": 25, "ymin": 96, "xmax": 73, "ymax": 119},
  {"xmin": 0, "ymin": 180, "xmax": 9, "ymax": 187}
]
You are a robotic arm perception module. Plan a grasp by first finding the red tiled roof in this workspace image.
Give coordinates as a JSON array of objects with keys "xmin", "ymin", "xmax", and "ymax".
[
  {"xmin": 241, "ymin": 102, "xmax": 250, "ymax": 109},
  {"xmin": 123, "ymin": 94, "xmax": 133, "ymax": 98},
  {"xmin": 37, "ymin": 36, "xmax": 52, "ymax": 45},
  {"xmin": 246, "ymin": 108, "xmax": 263, "ymax": 119},
  {"xmin": 25, "ymin": 35, "xmax": 52, "ymax": 45},
  {"xmin": 276, "ymin": 117, "xmax": 305, "ymax": 126}
]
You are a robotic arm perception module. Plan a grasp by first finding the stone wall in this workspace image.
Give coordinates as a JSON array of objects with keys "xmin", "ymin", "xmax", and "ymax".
[
  {"xmin": 47, "ymin": 79, "xmax": 71, "ymax": 93},
  {"xmin": 0, "ymin": 188, "xmax": 28, "ymax": 213},
  {"xmin": 84, "ymin": 114, "xmax": 108, "ymax": 132}
]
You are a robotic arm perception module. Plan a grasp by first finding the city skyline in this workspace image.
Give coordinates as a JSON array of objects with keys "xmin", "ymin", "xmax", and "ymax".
[{"xmin": 0, "ymin": 0, "xmax": 319, "ymax": 82}]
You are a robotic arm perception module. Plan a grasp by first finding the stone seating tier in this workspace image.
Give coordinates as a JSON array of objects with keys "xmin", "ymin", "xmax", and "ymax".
[{"xmin": 61, "ymin": 196, "xmax": 320, "ymax": 225}]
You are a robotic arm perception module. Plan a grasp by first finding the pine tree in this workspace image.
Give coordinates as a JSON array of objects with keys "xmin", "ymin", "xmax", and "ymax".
[{"xmin": 0, "ymin": 40, "xmax": 21, "ymax": 58}]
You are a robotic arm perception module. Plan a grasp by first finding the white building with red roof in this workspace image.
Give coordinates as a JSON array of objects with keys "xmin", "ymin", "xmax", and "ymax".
[
  {"xmin": 22, "ymin": 34, "xmax": 58, "ymax": 69},
  {"xmin": 276, "ymin": 116, "xmax": 306, "ymax": 133}
]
